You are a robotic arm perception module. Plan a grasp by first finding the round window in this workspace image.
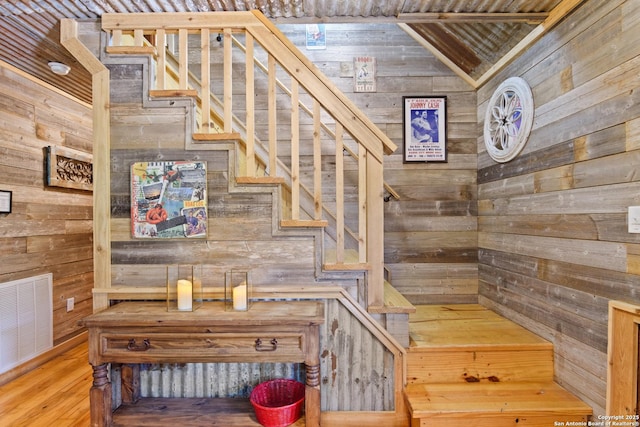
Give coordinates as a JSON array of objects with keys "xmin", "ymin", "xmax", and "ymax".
[{"xmin": 483, "ymin": 76, "xmax": 534, "ymax": 163}]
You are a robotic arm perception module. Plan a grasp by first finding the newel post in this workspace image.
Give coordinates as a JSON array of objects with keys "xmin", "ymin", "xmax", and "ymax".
[{"xmin": 366, "ymin": 155, "xmax": 385, "ymax": 308}]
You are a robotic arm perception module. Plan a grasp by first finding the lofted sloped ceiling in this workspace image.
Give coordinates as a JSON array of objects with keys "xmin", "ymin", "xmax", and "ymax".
[{"xmin": 0, "ymin": 0, "xmax": 585, "ymax": 105}]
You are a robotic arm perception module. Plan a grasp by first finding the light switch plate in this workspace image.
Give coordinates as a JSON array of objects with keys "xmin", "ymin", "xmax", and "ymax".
[{"xmin": 629, "ymin": 206, "xmax": 640, "ymax": 233}]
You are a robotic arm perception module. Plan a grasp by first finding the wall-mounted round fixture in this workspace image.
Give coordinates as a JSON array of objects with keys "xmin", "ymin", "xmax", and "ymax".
[
  {"xmin": 48, "ymin": 61, "xmax": 71, "ymax": 76},
  {"xmin": 483, "ymin": 76, "xmax": 534, "ymax": 163}
]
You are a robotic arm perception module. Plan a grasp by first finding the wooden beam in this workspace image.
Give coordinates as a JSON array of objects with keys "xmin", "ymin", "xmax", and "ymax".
[
  {"xmin": 397, "ymin": 12, "xmax": 549, "ymax": 24},
  {"xmin": 60, "ymin": 19, "xmax": 111, "ymax": 312}
]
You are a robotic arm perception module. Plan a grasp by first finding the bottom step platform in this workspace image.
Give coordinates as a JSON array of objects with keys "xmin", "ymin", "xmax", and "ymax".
[{"xmin": 405, "ymin": 381, "xmax": 592, "ymax": 427}]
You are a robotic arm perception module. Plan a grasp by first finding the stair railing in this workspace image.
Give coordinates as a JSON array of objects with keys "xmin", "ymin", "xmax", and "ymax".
[{"xmin": 101, "ymin": 11, "xmax": 397, "ymax": 308}]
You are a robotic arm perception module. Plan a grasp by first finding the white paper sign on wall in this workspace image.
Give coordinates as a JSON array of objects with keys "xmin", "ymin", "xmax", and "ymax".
[{"xmin": 628, "ymin": 206, "xmax": 640, "ymax": 233}]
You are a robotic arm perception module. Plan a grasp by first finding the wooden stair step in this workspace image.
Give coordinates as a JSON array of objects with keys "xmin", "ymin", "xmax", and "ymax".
[
  {"xmin": 405, "ymin": 382, "xmax": 592, "ymax": 427},
  {"xmin": 409, "ymin": 304, "xmax": 551, "ymax": 349},
  {"xmin": 407, "ymin": 345, "xmax": 554, "ymax": 384},
  {"xmin": 323, "ymin": 248, "xmax": 369, "ymax": 271},
  {"xmin": 369, "ymin": 281, "xmax": 416, "ymax": 314},
  {"xmin": 408, "ymin": 305, "xmax": 554, "ymax": 384},
  {"xmin": 149, "ymin": 89, "xmax": 198, "ymax": 98},
  {"xmin": 193, "ymin": 132, "xmax": 242, "ymax": 141},
  {"xmin": 280, "ymin": 219, "xmax": 329, "ymax": 228},
  {"xmin": 237, "ymin": 176, "xmax": 286, "ymax": 185},
  {"xmin": 106, "ymin": 45, "xmax": 157, "ymax": 56}
]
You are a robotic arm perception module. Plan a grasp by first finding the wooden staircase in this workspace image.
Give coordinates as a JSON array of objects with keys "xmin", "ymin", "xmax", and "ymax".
[{"xmin": 404, "ymin": 304, "xmax": 592, "ymax": 427}]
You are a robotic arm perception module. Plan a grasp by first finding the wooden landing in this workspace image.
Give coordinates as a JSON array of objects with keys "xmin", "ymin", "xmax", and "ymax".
[
  {"xmin": 409, "ymin": 304, "xmax": 550, "ymax": 349},
  {"xmin": 405, "ymin": 305, "xmax": 592, "ymax": 426}
]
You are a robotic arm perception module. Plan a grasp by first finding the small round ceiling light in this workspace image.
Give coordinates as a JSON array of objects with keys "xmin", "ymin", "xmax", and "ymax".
[{"xmin": 48, "ymin": 61, "xmax": 71, "ymax": 76}]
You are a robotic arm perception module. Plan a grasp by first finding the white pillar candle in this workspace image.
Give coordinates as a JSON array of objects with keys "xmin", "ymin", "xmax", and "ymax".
[
  {"xmin": 232, "ymin": 283, "xmax": 247, "ymax": 310},
  {"xmin": 177, "ymin": 279, "xmax": 193, "ymax": 311}
]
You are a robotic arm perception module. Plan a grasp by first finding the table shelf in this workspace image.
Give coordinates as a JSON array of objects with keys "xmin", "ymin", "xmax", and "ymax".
[{"xmin": 112, "ymin": 397, "xmax": 306, "ymax": 426}]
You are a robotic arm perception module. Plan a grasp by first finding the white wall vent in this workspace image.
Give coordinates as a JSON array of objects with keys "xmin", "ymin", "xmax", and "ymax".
[{"xmin": 0, "ymin": 273, "xmax": 53, "ymax": 374}]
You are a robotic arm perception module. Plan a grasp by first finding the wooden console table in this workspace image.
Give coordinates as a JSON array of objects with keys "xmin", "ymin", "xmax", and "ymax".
[{"xmin": 80, "ymin": 301, "xmax": 324, "ymax": 427}]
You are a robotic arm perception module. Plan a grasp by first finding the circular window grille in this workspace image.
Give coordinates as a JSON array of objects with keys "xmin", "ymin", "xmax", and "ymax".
[{"xmin": 483, "ymin": 76, "xmax": 534, "ymax": 163}]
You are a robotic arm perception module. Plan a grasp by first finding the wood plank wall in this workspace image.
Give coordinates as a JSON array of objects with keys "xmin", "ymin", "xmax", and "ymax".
[
  {"xmin": 477, "ymin": 0, "xmax": 640, "ymax": 416},
  {"xmin": 278, "ymin": 23, "xmax": 479, "ymax": 305},
  {"xmin": 107, "ymin": 57, "xmax": 329, "ymax": 290},
  {"xmin": 0, "ymin": 61, "xmax": 94, "ymax": 345},
  {"xmin": 104, "ymin": 53, "xmax": 396, "ymax": 411}
]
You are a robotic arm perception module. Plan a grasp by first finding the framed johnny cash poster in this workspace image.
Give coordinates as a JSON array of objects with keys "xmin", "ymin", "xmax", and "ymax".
[{"xmin": 403, "ymin": 96, "xmax": 447, "ymax": 162}]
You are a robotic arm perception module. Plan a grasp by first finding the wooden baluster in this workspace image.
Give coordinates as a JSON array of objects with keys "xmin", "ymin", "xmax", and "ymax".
[
  {"xmin": 111, "ymin": 29, "xmax": 122, "ymax": 47},
  {"xmin": 155, "ymin": 29, "xmax": 166, "ymax": 91},
  {"xmin": 268, "ymin": 55, "xmax": 277, "ymax": 176},
  {"xmin": 245, "ymin": 32, "xmax": 256, "ymax": 177},
  {"xmin": 178, "ymin": 28, "xmax": 188, "ymax": 90},
  {"xmin": 291, "ymin": 79, "xmax": 300, "ymax": 221},
  {"xmin": 313, "ymin": 99, "xmax": 322, "ymax": 221},
  {"xmin": 223, "ymin": 28, "xmax": 233, "ymax": 134},
  {"xmin": 133, "ymin": 29, "xmax": 144, "ymax": 47},
  {"xmin": 367, "ymin": 155, "xmax": 385, "ymax": 306},
  {"xmin": 358, "ymin": 144, "xmax": 367, "ymax": 264},
  {"xmin": 201, "ymin": 28, "xmax": 211, "ymax": 133},
  {"xmin": 335, "ymin": 122, "xmax": 345, "ymax": 264}
]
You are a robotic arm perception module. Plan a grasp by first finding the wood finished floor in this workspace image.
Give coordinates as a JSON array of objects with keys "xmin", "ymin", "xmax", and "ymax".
[{"xmin": 0, "ymin": 342, "xmax": 91, "ymax": 427}]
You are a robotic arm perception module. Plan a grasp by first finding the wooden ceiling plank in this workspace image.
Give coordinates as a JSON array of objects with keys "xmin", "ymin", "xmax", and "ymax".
[
  {"xmin": 398, "ymin": 22, "xmax": 478, "ymax": 89},
  {"xmin": 475, "ymin": 0, "xmax": 588, "ymax": 87},
  {"xmin": 407, "ymin": 23, "xmax": 482, "ymax": 74}
]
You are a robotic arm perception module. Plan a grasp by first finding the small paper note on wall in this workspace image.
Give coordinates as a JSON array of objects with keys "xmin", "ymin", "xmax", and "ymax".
[{"xmin": 354, "ymin": 56, "xmax": 376, "ymax": 93}]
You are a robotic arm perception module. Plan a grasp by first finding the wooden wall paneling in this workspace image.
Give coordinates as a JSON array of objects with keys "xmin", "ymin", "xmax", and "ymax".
[
  {"xmin": 479, "ymin": 140, "xmax": 576, "ymax": 182},
  {"xmin": 479, "ymin": 182, "xmax": 639, "ymax": 216},
  {"xmin": 479, "ymin": 232, "xmax": 627, "ymax": 272},
  {"xmin": 478, "ymin": 214, "xmax": 599, "ymax": 240},
  {"xmin": 477, "ymin": 0, "xmax": 640, "ymax": 415},
  {"xmin": 573, "ymin": 123, "xmax": 626, "ymax": 162},
  {"xmin": 479, "ymin": 274, "xmax": 609, "ymax": 365},
  {"xmin": 479, "ymin": 264, "xmax": 608, "ymax": 340},
  {"xmin": 479, "ymin": 295, "xmax": 607, "ymax": 414},
  {"xmin": 627, "ymin": 116, "xmax": 640, "ymax": 151},
  {"xmin": 0, "ymin": 61, "xmax": 93, "ymax": 346},
  {"xmin": 110, "ymin": 105, "xmax": 191, "ymax": 149},
  {"xmin": 573, "ymin": 149, "xmax": 640, "ymax": 188}
]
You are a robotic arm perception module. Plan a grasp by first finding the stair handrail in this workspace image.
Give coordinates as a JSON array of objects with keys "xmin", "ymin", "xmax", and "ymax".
[{"xmin": 229, "ymin": 34, "xmax": 400, "ymax": 201}]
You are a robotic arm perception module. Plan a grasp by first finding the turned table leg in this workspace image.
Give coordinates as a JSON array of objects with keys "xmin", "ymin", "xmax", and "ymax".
[
  {"xmin": 90, "ymin": 363, "xmax": 112, "ymax": 427},
  {"xmin": 305, "ymin": 323, "xmax": 321, "ymax": 427},
  {"xmin": 305, "ymin": 363, "xmax": 321, "ymax": 427}
]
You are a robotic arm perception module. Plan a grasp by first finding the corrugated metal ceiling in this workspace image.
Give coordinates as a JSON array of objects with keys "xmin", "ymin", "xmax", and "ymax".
[{"xmin": 0, "ymin": 0, "xmax": 585, "ymax": 104}]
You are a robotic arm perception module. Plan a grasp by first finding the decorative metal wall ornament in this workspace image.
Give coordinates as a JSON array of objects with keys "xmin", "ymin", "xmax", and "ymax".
[
  {"xmin": 46, "ymin": 145, "xmax": 93, "ymax": 191},
  {"xmin": 483, "ymin": 76, "xmax": 534, "ymax": 163}
]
